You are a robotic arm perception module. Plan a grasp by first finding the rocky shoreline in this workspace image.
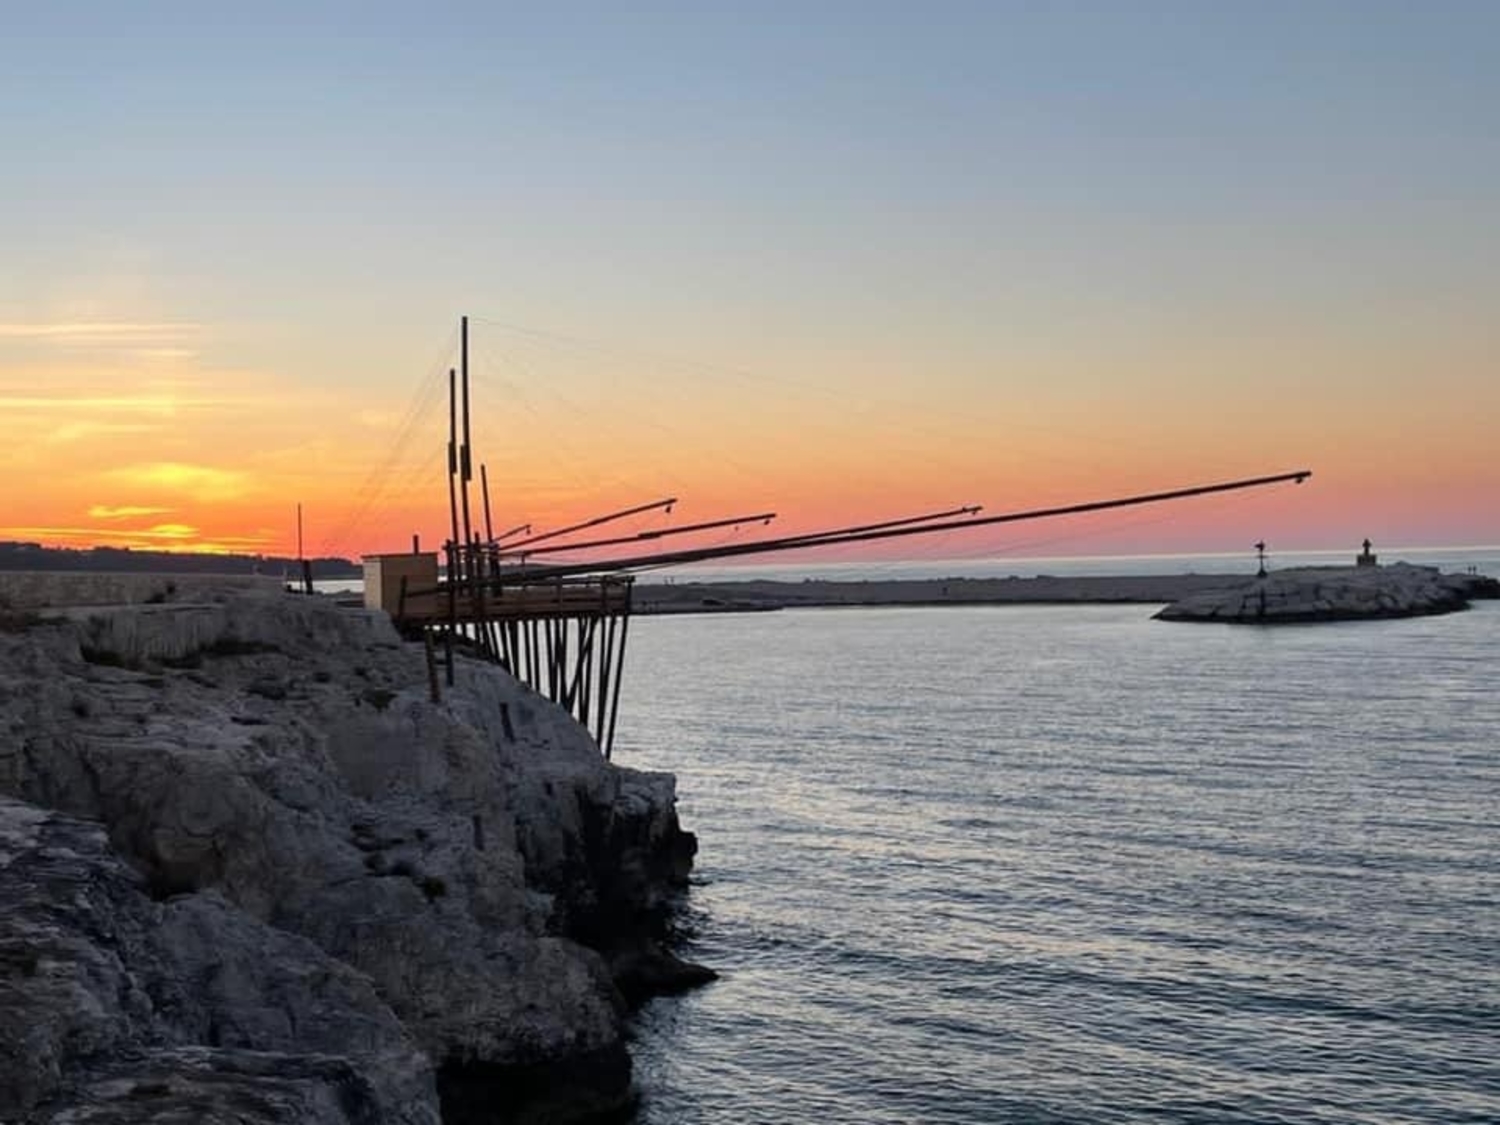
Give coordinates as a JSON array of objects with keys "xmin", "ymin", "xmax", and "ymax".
[{"xmin": 0, "ymin": 588, "xmax": 711, "ymax": 1123}]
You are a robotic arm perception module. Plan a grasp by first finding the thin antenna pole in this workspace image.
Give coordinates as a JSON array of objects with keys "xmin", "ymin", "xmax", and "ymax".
[{"xmin": 296, "ymin": 503, "xmax": 313, "ymax": 594}]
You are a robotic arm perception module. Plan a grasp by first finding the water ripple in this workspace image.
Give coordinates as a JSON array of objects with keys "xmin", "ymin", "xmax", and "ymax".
[{"xmin": 621, "ymin": 604, "xmax": 1500, "ymax": 1124}]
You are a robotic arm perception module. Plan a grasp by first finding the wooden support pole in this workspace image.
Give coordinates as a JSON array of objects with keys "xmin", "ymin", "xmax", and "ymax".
[
  {"xmin": 444, "ymin": 624, "xmax": 454, "ymax": 688},
  {"xmin": 595, "ymin": 611, "xmax": 616, "ymax": 749},
  {"xmin": 550, "ymin": 619, "xmax": 563, "ymax": 702},
  {"xmin": 578, "ymin": 617, "xmax": 595, "ymax": 729},
  {"xmin": 549, "ymin": 620, "xmax": 559, "ymax": 701},
  {"xmin": 603, "ymin": 585, "xmax": 633, "ymax": 760},
  {"xmin": 469, "ymin": 533, "xmax": 490, "ymax": 661},
  {"xmin": 561, "ymin": 619, "xmax": 577, "ymax": 709},
  {"xmin": 567, "ymin": 616, "xmax": 597, "ymax": 711},
  {"xmin": 424, "ymin": 628, "xmax": 441, "ymax": 704}
]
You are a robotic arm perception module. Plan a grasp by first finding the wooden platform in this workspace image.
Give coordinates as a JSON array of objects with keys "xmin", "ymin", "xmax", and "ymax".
[
  {"xmin": 392, "ymin": 577, "xmax": 632, "ymax": 626},
  {"xmin": 386, "ymin": 572, "xmax": 636, "ymax": 759}
]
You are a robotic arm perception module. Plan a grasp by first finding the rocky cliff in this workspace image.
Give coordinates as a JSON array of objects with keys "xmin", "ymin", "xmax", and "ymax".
[
  {"xmin": 0, "ymin": 589, "xmax": 708, "ymax": 1123},
  {"xmin": 1154, "ymin": 563, "xmax": 1500, "ymax": 623}
]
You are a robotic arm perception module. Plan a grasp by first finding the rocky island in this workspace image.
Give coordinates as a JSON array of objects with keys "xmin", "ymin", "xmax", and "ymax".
[
  {"xmin": 1154, "ymin": 562, "xmax": 1500, "ymax": 623},
  {"xmin": 0, "ymin": 581, "xmax": 710, "ymax": 1123}
]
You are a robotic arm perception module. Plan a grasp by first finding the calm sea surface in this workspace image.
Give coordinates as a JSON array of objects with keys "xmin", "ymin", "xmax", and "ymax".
[{"xmin": 614, "ymin": 602, "xmax": 1500, "ymax": 1124}]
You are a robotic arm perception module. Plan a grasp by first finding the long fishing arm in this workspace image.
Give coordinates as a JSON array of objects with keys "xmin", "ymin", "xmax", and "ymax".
[{"xmin": 509, "ymin": 470, "xmax": 1312, "ymax": 580}]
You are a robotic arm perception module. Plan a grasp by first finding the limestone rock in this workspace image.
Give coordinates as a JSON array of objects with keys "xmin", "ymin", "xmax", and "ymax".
[
  {"xmin": 46, "ymin": 1050, "xmax": 419, "ymax": 1125},
  {"xmin": 0, "ymin": 588, "xmax": 707, "ymax": 1122},
  {"xmin": 0, "ymin": 795, "xmax": 436, "ymax": 1123}
]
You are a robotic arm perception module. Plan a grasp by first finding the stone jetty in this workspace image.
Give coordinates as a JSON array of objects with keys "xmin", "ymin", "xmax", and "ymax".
[
  {"xmin": 632, "ymin": 565, "xmax": 1499, "ymax": 621},
  {"xmin": 0, "ymin": 585, "xmax": 708, "ymax": 1123},
  {"xmin": 634, "ymin": 573, "xmax": 1251, "ymax": 613},
  {"xmin": 1154, "ymin": 563, "xmax": 1500, "ymax": 623}
]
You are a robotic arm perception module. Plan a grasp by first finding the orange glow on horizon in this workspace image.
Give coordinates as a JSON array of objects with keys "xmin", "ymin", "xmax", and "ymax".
[{"xmin": 3, "ymin": 314, "xmax": 1496, "ymax": 563}]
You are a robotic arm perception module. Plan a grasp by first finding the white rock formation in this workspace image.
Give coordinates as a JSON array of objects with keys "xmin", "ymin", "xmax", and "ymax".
[
  {"xmin": 1154, "ymin": 563, "xmax": 1499, "ymax": 623},
  {"xmin": 0, "ymin": 589, "xmax": 705, "ymax": 1123}
]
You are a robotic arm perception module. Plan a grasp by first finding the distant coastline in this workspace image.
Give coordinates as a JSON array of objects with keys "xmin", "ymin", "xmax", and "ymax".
[{"xmin": 0, "ymin": 541, "xmax": 361, "ymax": 579}]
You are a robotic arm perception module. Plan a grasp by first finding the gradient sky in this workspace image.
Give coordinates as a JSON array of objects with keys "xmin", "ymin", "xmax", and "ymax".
[{"xmin": 2, "ymin": 2, "xmax": 1496, "ymax": 562}]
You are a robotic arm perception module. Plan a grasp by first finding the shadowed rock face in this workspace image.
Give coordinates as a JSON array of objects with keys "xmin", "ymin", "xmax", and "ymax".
[
  {"xmin": 1154, "ymin": 563, "xmax": 1499, "ymax": 624},
  {"xmin": 0, "ymin": 797, "xmax": 436, "ymax": 1124},
  {"xmin": 0, "ymin": 590, "xmax": 708, "ymax": 1123}
]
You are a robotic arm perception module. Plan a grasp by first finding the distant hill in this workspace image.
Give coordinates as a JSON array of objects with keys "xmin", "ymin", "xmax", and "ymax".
[{"xmin": 0, "ymin": 542, "xmax": 361, "ymax": 579}]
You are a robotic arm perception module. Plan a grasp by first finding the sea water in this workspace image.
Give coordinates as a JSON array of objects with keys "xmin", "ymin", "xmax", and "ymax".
[{"xmin": 615, "ymin": 601, "xmax": 1500, "ymax": 1124}]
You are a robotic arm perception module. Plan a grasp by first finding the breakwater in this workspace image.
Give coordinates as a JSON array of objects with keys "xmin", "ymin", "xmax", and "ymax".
[
  {"xmin": 635, "ymin": 573, "xmax": 1249, "ymax": 613},
  {"xmin": 636, "ymin": 564, "xmax": 1500, "ymax": 623},
  {"xmin": 1156, "ymin": 563, "xmax": 1500, "ymax": 623}
]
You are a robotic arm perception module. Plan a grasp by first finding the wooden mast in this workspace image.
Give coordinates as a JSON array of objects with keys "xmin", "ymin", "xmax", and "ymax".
[{"xmin": 459, "ymin": 315, "xmax": 474, "ymax": 583}]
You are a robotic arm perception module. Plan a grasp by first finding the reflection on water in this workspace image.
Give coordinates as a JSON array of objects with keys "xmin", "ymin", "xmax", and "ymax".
[{"xmin": 616, "ymin": 603, "xmax": 1500, "ymax": 1124}]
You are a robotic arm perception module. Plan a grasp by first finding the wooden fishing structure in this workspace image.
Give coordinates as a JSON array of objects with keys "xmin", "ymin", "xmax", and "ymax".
[{"xmin": 365, "ymin": 315, "xmax": 1313, "ymax": 759}]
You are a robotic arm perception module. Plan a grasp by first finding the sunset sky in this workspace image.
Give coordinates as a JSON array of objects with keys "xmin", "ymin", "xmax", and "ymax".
[{"xmin": 2, "ymin": 3, "xmax": 1496, "ymax": 563}]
